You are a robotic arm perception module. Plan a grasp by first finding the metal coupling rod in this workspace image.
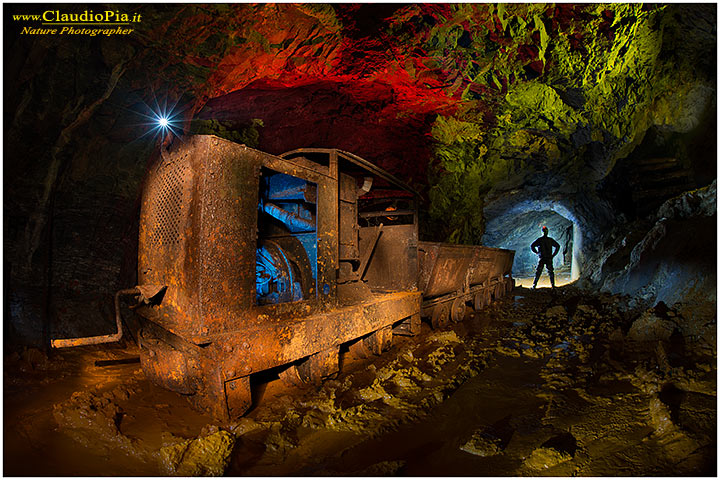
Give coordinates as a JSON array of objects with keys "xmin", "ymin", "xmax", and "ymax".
[{"xmin": 51, "ymin": 287, "xmax": 140, "ymax": 348}]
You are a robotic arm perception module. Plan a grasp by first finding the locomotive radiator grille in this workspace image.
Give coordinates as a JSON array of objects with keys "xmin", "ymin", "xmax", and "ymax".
[{"xmin": 148, "ymin": 160, "xmax": 189, "ymax": 246}]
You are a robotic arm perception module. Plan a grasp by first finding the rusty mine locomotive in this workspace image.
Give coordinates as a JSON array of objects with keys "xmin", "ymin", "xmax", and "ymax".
[{"xmin": 55, "ymin": 135, "xmax": 515, "ymax": 420}]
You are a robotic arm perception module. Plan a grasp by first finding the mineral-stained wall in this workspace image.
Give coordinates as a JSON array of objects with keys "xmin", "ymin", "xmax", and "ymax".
[{"xmin": 3, "ymin": 3, "xmax": 716, "ymax": 345}]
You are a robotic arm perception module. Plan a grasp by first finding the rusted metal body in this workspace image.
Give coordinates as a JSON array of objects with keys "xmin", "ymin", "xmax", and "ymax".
[
  {"xmin": 134, "ymin": 136, "xmax": 422, "ymax": 419},
  {"xmin": 128, "ymin": 135, "xmax": 514, "ymax": 420},
  {"xmin": 418, "ymin": 242, "xmax": 515, "ymax": 327}
]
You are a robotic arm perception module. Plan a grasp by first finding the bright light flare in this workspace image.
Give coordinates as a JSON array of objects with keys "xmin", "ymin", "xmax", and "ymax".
[
  {"xmin": 131, "ymin": 90, "xmax": 187, "ymax": 144},
  {"xmin": 140, "ymin": 107, "xmax": 182, "ymax": 142},
  {"xmin": 152, "ymin": 110, "xmax": 179, "ymax": 137}
]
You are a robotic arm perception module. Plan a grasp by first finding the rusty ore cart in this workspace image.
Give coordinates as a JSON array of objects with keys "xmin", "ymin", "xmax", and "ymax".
[
  {"xmin": 418, "ymin": 242, "xmax": 514, "ymax": 329},
  {"xmin": 52, "ymin": 135, "xmax": 515, "ymax": 420}
]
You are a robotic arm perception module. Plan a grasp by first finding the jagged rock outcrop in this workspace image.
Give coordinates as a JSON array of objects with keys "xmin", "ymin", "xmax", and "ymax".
[
  {"xmin": 586, "ymin": 181, "xmax": 715, "ymax": 304},
  {"xmin": 579, "ymin": 182, "xmax": 716, "ymax": 353}
]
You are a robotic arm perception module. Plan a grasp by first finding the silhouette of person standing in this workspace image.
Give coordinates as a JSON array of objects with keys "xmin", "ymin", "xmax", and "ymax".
[{"xmin": 531, "ymin": 226, "xmax": 560, "ymax": 289}]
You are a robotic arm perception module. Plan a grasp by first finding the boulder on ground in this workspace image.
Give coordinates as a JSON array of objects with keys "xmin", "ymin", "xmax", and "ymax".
[{"xmin": 628, "ymin": 310, "xmax": 676, "ymax": 342}]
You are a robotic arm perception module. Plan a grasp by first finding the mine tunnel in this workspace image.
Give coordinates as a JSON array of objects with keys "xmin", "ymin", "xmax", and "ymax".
[
  {"xmin": 3, "ymin": 3, "xmax": 717, "ymax": 476},
  {"xmin": 483, "ymin": 203, "xmax": 581, "ymax": 287}
]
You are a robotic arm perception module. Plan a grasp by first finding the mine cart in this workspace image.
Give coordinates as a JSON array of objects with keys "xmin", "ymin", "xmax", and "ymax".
[
  {"xmin": 417, "ymin": 242, "xmax": 514, "ymax": 328},
  {"xmin": 133, "ymin": 135, "xmax": 425, "ymax": 419}
]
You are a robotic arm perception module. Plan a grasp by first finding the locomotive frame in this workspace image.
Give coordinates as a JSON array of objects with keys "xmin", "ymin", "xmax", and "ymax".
[{"xmin": 136, "ymin": 135, "xmax": 427, "ymax": 419}]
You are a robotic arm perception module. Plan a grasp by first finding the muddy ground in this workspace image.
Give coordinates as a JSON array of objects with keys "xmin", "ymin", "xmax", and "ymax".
[{"xmin": 4, "ymin": 285, "xmax": 716, "ymax": 476}]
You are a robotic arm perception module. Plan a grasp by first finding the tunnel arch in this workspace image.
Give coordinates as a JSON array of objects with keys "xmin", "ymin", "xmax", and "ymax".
[{"xmin": 482, "ymin": 199, "xmax": 584, "ymax": 285}]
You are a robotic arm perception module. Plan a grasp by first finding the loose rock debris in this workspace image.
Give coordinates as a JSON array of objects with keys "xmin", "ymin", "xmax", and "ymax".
[
  {"xmin": 159, "ymin": 430, "xmax": 235, "ymax": 476},
  {"xmin": 4, "ymin": 285, "xmax": 716, "ymax": 476},
  {"xmin": 524, "ymin": 446, "xmax": 572, "ymax": 471},
  {"xmin": 460, "ymin": 430, "xmax": 503, "ymax": 457},
  {"xmin": 53, "ymin": 382, "xmax": 140, "ymax": 456}
]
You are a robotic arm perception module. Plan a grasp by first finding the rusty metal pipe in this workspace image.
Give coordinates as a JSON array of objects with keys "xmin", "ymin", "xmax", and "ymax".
[
  {"xmin": 263, "ymin": 202, "xmax": 315, "ymax": 231},
  {"xmin": 51, "ymin": 287, "xmax": 140, "ymax": 348}
]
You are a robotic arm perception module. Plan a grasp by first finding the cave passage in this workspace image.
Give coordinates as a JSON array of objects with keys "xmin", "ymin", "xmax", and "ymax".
[{"xmin": 484, "ymin": 208, "xmax": 579, "ymax": 288}]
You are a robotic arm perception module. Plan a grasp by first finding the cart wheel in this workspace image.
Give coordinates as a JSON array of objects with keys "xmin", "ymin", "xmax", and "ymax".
[
  {"xmin": 505, "ymin": 277, "xmax": 514, "ymax": 294},
  {"xmin": 364, "ymin": 325, "xmax": 392, "ymax": 355},
  {"xmin": 451, "ymin": 298, "xmax": 466, "ymax": 323},
  {"xmin": 473, "ymin": 289, "xmax": 489, "ymax": 311},
  {"xmin": 494, "ymin": 283, "xmax": 504, "ymax": 300},
  {"xmin": 431, "ymin": 303, "xmax": 450, "ymax": 329}
]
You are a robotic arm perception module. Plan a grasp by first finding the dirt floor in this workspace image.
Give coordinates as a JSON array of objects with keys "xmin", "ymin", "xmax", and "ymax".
[
  {"xmin": 515, "ymin": 273, "xmax": 573, "ymax": 288},
  {"xmin": 4, "ymin": 285, "xmax": 716, "ymax": 476}
]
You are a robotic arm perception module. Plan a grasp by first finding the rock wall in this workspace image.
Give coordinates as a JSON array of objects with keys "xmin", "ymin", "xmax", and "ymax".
[{"xmin": 584, "ymin": 182, "xmax": 716, "ymax": 306}]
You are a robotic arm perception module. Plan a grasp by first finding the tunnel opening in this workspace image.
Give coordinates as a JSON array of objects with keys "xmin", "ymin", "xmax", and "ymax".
[{"xmin": 484, "ymin": 207, "xmax": 581, "ymax": 288}]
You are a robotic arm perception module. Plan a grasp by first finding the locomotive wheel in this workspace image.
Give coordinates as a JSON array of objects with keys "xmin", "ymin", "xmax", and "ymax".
[
  {"xmin": 223, "ymin": 376, "xmax": 252, "ymax": 419},
  {"xmin": 296, "ymin": 347, "xmax": 339, "ymax": 385},
  {"xmin": 392, "ymin": 313, "xmax": 421, "ymax": 336},
  {"xmin": 451, "ymin": 298, "xmax": 466, "ymax": 323},
  {"xmin": 278, "ymin": 363, "xmax": 305, "ymax": 387},
  {"xmin": 364, "ymin": 325, "xmax": 392, "ymax": 355},
  {"xmin": 348, "ymin": 337, "xmax": 373, "ymax": 359},
  {"xmin": 431, "ymin": 303, "xmax": 450, "ymax": 329}
]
